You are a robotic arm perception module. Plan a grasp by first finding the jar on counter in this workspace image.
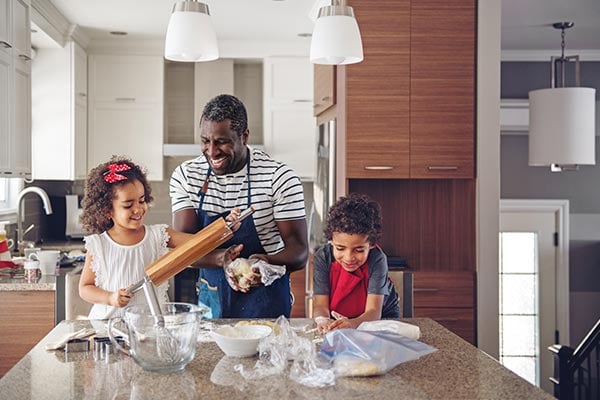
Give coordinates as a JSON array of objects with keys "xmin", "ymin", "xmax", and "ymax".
[{"xmin": 24, "ymin": 260, "xmax": 40, "ymax": 282}]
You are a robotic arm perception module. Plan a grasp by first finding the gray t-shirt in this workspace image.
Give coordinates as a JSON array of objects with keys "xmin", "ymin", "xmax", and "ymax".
[{"xmin": 313, "ymin": 244, "xmax": 399, "ymax": 318}]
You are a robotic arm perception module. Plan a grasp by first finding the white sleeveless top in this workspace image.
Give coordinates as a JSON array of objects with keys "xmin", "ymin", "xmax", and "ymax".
[{"xmin": 84, "ymin": 224, "xmax": 170, "ymax": 319}]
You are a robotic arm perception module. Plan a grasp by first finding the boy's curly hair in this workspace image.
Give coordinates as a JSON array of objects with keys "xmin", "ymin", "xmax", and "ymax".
[
  {"xmin": 80, "ymin": 156, "xmax": 153, "ymax": 234},
  {"xmin": 324, "ymin": 192, "xmax": 382, "ymax": 245}
]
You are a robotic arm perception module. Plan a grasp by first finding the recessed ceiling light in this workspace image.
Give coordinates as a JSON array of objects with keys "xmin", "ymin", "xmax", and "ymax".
[
  {"xmin": 109, "ymin": 31, "xmax": 128, "ymax": 36},
  {"xmin": 297, "ymin": 33, "xmax": 312, "ymax": 38}
]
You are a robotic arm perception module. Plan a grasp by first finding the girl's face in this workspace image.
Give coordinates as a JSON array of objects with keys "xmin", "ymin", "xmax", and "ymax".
[
  {"xmin": 330, "ymin": 232, "xmax": 374, "ymax": 273},
  {"xmin": 109, "ymin": 180, "xmax": 148, "ymax": 232}
]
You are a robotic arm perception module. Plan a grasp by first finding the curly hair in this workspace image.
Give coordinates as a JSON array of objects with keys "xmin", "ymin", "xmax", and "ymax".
[
  {"xmin": 324, "ymin": 192, "xmax": 382, "ymax": 245},
  {"xmin": 200, "ymin": 94, "xmax": 248, "ymax": 136},
  {"xmin": 80, "ymin": 156, "xmax": 153, "ymax": 234}
]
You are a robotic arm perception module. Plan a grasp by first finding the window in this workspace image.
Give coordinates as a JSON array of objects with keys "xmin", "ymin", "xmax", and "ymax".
[{"xmin": 0, "ymin": 178, "xmax": 23, "ymax": 219}]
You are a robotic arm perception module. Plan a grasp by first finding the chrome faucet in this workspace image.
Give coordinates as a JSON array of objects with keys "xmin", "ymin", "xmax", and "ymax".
[{"xmin": 16, "ymin": 187, "xmax": 53, "ymax": 247}]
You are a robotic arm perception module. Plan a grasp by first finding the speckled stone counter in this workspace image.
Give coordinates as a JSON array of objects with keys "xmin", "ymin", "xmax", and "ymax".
[
  {"xmin": 0, "ymin": 318, "xmax": 553, "ymax": 399},
  {"xmin": 0, "ymin": 274, "xmax": 58, "ymax": 291}
]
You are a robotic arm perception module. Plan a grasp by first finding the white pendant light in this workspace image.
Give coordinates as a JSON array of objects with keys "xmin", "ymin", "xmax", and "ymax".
[
  {"xmin": 528, "ymin": 22, "xmax": 596, "ymax": 171},
  {"xmin": 310, "ymin": 0, "xmax": 363, "ymax": 65},
  {"xmin": 164, "ymin": 0, "xmax": 219, "ymax": 62}
]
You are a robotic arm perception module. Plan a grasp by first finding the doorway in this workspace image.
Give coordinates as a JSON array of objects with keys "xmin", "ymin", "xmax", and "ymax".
[{"xmin": 499, "ymin": 199, "xmax": 569, "ymax": 394}]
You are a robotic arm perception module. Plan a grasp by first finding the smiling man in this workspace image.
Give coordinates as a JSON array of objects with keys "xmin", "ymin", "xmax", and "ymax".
[{"xmin": 169, "ymin": 94, "xmax": 308, "ymax": 318}]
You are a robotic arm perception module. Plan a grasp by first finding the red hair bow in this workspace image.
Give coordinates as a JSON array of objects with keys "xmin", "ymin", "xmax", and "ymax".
[{"xmin": 103, "ymin": 163, "xmax": 132, "ymax": 183}]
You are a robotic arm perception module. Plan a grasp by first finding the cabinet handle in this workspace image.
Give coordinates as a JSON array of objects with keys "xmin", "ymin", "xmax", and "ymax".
[
  {"xmin": 0, "ymin": 41, "xmax": 11, "ymax": 49},
  {"xmin": 321, "ymin": 96, "xmax": 330, "ymax": 101},
  {"xmin": 436, "ymin": 318, "xmax": 459, "ymax": 322},
  {"xmin": 364, "ymin": 166, "xmax": 394, "ymax": 171},
  {"xmin": 293, "ymin": 99, "xmax": 312, "ymax": 103},
  {"xmin": 18, "ymin": 54, "xmax": 31, "ymax": 61},
  {"xmin": 115, "ymin": 97, "xmax": 136, "ymax": 102},
  {"xmin": 414, "ymin": 288, "xmax": 439, "ymax": 293},
  {"xmin": 313, "ymin": 103, "xmax": 321, "ymax": 108},
  {"xmin": 78, "ymin": 93, "xmax": 87, "ymax": 97},
  {"xmin": 427, "ymin": 166, "xmax": 459, "ymax": 171}
]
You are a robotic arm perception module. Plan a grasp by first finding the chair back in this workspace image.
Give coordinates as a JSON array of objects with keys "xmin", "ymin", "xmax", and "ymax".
[{"xmin": 388, "ymin": 270, "xmax": 414, "ymax": 318}]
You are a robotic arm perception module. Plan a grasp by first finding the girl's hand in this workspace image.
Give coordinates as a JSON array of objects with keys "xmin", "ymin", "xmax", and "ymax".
[{"xmin": 109, "ymin": 288, "xmax": 132, "ymax": 307}]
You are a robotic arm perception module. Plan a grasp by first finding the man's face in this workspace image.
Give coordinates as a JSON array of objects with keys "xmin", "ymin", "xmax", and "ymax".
[{"xmin": 200, "ymin": 119, "xmax": 248, "ymax": 175}]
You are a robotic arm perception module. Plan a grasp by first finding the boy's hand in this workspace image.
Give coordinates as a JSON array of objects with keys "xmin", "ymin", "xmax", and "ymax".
[{"xmin": 109, "ymin": 288, "xmax": 132, "ymax": 307}]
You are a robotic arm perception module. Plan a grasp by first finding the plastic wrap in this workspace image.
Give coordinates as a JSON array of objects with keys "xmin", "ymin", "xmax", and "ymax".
[
  {"xmin": 225, "ymin": 258, "xmax": 286, "ymax": 290},
  {"xmin": 234, "ymin": 316, "xmax": 335, "ymax": 387},
  {"xmin": 319, "ymin": 329, "xmax": 437, "ymax": 377}
]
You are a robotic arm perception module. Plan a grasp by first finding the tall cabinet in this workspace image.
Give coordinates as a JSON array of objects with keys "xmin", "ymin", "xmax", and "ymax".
[
  {"xmin": 316, "ymin": 0, "xmax": 477, "ymax": 343},
  {"xmin": 32, "ymin": 40, "xmax": 88, "ymax": 180},
  {"xmin": 0, "ymin": 0, "xmax": 31, "ymax": 178}
]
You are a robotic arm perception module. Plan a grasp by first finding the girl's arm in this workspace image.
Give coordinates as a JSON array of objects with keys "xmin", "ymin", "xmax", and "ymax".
[
  {"xmin": 327, "ymin": 294, "xmax": 385, "ymax": 330},
  {"xmin": 78, "ymin": 253, "xmax": 131, "ymax": 307}
]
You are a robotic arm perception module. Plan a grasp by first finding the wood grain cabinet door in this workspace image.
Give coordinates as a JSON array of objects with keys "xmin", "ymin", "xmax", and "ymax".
[
  {"xmin": 409, "ymin": 0, "xmax": 476, "ymax": 178},
  {"xmin": 345, "ymin": 0, "xmax": 411, "ymax": 179}
]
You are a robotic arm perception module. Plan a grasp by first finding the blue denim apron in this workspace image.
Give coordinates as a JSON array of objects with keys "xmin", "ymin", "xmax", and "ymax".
[{"xmin": 196, "ymin": 154, "xmax": 291, "ymax": 318}]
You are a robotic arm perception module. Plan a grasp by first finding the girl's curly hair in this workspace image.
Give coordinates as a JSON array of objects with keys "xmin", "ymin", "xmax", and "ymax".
[
  {"xmin": 80, "ymin": 156, "xmax": 153, "ymax": 234},
  {"xmin": 324, "ymin": 192, "xmax": 382, "ymax": 245}
]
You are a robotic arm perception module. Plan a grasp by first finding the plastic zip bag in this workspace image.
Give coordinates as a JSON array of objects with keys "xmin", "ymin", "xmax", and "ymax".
[{"xmin": 319, "ymin": 329, "xmax": 437, "ymax": 377}]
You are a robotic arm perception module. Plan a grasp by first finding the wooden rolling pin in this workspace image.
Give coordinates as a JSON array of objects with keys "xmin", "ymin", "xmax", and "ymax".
[{"xmin": 131, "ymin": 207, "xmax": 254, "ymax": 290}]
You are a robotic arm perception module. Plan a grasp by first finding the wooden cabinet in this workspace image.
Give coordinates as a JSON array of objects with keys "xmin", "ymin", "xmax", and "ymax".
[
  {"xmin": 32, "ymin": 41, "xmax": 88, "ymax": 180},
  {"xmin": 263, "ymin": 56, "xmax": 316, "ymax": 180},
  {"xmin": 313, "ymin": 64, "xmax": 335, "ymax": 116},
  {"xmin": 409, "ymin": 0, "xmax": 475, "ymax": 178},
  {"xmin": 88, "ymin": 54, "xmax": 164, "ymax": 181},
  {"xmin": 0, "ymin": 0, "xmax": 31, "ymax": 178},
  {"xmin": 345, "ymin": 0, "xmax": 411, "ymax": 179},
  {"xmin": 342, "ymin": 0, "xmax": 475, "ymax": 179},
  {"xmin": 412, "ymin": 271, "xmax": 476, "ymax": 344},
  {"xmin": 338, "ymin": 0, "xmax": 477, "ymax": 342},
  {"xmin": 0, "ymin": 291, "xmax": 55, "ymax": 377}
]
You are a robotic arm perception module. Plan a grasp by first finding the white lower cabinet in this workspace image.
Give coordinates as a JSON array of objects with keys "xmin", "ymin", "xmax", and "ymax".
[{"xmin": 88, "ymin": 54, "xmax": 163, "ymax": 181}]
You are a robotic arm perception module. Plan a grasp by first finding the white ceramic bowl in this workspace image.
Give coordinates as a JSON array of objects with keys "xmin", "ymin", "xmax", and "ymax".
[{"xmin": 210, "ymin": 325, "xmax": 272, "ymax": 357}]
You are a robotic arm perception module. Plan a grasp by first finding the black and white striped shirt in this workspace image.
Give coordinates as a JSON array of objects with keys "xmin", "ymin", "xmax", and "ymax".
[{"xmin": 169, "ymin": 147, "xmax": 306, "ymax": 254}]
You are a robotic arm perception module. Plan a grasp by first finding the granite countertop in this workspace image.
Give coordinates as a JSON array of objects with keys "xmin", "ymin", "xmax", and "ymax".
[
  {"xmin": 0, "ymin": 266, "xmax": 77, "ymax": 291},
  {"xmin": 0, "ymin": 318, "xmax": 553, "ymax": 399}
]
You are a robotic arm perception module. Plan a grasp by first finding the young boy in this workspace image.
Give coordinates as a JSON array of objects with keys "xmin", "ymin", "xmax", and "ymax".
[{"xmin": 313, "ymin": 193, "xmax": 400, "ymax": 333}]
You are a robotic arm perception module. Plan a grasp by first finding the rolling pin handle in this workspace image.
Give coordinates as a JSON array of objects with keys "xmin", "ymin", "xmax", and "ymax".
[{"xmin": 226, "ymin": 207, "xmax": 255, "ymax": 229}]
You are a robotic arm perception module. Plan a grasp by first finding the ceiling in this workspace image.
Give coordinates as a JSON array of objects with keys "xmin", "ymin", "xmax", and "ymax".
[{"xmin": 34, "ymin": 0, "xmax": 600, "ymax": 53}]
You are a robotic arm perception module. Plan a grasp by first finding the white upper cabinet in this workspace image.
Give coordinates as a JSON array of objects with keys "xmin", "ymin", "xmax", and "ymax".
[
  {"xmin": 0, "ymin": 0, "xmax": 31, "ymax": 177},
  {"xmin": 263, "ymin": 56, "xmax": 315, "ymax": 181},
  {"xmin": 32, "ymin": 41, "xmax": 87, "ymax": 180},
  {"xmin": 88, "ymin": 54, "xmax": 163, "ymax": 181}
]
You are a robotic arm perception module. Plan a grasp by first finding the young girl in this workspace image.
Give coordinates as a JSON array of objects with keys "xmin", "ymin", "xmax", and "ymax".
[
  {"xmin": 79, "ymin": 156, "xmax": 197, "ymax": 319},
  {"xmin": 312, "ymin": 192, "xmax": 400, "ymax": 333}
]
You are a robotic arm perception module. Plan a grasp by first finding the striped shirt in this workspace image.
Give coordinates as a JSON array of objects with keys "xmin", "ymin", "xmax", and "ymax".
[{"xmin": 169, "ymin": 147, "xmax": 306, "ymax": 254}]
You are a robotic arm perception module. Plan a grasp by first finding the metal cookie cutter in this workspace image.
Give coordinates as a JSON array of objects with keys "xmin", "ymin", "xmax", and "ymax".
[{"xmin": 65, "ymin": 338, "xmax": 90, "ymax": 353}]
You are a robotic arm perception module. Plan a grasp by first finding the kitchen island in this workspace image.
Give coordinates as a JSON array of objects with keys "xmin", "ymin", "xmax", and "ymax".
[{"xmin": 0, "ymin": 318, "xmax": 553, "ymax": 399}]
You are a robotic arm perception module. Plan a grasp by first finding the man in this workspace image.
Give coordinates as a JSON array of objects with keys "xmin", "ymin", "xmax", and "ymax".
[{"xmin": 170, "ymin": 94, "xmax": 308, "ymax": 318}]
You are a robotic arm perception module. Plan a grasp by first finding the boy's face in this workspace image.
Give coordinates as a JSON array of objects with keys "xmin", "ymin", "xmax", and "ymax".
[{"xmin": 330, "ymin": 232, "xmax": 374, "ymax": 273}]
